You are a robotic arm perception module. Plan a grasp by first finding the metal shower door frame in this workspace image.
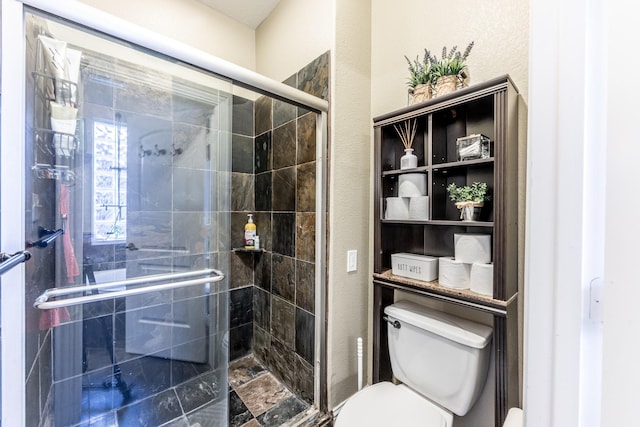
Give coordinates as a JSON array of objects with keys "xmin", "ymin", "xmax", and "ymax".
[{"xmin": 0, "ymin": 0, "xmax": 329, "ymax": 425}]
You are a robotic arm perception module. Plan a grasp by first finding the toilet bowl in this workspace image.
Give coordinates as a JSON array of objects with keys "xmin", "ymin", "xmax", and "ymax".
[
  {"xmin": 334, "ymin": 382, "xmax": 453, "ymax": 426},
  {"xmin": 334, "ymin": 300, "xmax": 493, "ymax": 427}
]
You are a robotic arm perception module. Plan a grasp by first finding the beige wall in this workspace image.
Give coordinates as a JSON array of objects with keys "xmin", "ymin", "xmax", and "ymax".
[
  {"xmin": 255, "ymin": 0, "xmax": 332, "ymax": 81},
  {"xmin": 325, "ymin": 0, "xmax": 372, "ymax": 409},
  {"xmin": 78, "ymin": 0, "xmax": 256, "ymax": 70},
  {"xmin": 371, "ymin": 0, "xmax": 529, "ymax": 116}
]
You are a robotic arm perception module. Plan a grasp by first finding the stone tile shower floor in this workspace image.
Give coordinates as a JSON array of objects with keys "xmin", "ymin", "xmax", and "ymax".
[
  {"xmin": 72, "ymin": 353, "xmax": 322, "ymax": 426},
  {"xmin": 228, "ymin": 355, "xmax": 311, "ymax": 427}
]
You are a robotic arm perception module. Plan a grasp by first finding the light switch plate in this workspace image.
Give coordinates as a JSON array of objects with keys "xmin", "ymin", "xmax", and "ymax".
[{"xmin": 347, "ymin": 250, "xmax": 357, "ymax": 272}]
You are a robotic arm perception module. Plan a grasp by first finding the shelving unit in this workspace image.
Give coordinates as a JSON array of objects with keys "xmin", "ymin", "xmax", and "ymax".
[{"xmin": 372, "ymin": 75, "xmax": 521, "ymax": 427}]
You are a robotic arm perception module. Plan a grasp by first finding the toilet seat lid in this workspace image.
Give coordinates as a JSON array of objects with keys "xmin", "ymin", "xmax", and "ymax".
[{"xmin": 335, "ymin": 382, "xmax": 453, "ymax": 427}]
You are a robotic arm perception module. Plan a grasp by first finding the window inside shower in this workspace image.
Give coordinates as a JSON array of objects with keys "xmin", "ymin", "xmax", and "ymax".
[{"xmin": 92, "ymin": 120, "xmax": 127, "ymax": 243}]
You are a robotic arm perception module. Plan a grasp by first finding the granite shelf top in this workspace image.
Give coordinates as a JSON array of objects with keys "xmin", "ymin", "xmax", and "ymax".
[{"xmin": 373, "ymin": 269, "xmax": 515, "ymax": 309}]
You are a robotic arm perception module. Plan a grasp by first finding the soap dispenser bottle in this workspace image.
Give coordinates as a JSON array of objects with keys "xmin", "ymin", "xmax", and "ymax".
[{"xmin": 244, "ymin": 214, "xmax": 256, "ymax": 249}]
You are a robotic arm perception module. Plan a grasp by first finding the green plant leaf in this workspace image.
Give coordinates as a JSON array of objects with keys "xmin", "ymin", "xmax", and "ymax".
[{"xmin": 446, "ymin": 181, "xmax": 490, "ymax": 203}]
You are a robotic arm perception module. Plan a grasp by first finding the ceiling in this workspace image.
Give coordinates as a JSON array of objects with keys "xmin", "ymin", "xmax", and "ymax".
[{"xmin": 196, "ymin": 0, "xmax": 281, "ymax": 29}]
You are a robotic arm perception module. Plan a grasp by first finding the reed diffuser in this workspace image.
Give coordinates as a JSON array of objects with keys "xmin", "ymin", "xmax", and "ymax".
[{"xmin": 394, "ymin": 119, "xmax": 418, "ymax": 169}]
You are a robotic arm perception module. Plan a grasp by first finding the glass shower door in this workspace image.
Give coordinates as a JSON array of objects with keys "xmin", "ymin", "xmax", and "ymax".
[{"xmin": 11, "ymin": 8, "xmax": 232, "ymax": 426}]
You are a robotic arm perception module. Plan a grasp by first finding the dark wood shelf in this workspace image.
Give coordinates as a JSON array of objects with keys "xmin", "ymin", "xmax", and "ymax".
[
  {"xmin": 374, "ymin": 270, "xmax": 512, "ymax": 313},
  {"xmin": 381, "ymin": 166, "xmax": 429, "ymax": 177},
  {"xmin": 381, "ymin": 159, "xmax": 494, "ymax": 177},
  {"xmin": 372, "ymin": 75, "xmax": 521, "ymax": 427},
  {"xmin": 381, "ymin": 219, "xmax": 494, "ymax": 227},
  {"xmin": 432, "ymin": 157, "xmax": 494, "ymax": 171}
]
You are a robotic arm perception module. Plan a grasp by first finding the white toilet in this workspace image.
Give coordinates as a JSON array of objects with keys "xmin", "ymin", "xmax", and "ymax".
[{"xmin": 335, "ymin": 300, "xmax": 493, "ymax": 427}]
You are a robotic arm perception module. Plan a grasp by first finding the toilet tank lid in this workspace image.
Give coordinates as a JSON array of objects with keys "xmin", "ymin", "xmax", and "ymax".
[{"xmin": 384, "ymin": 300, "xmax": 493, "ymax": 349}]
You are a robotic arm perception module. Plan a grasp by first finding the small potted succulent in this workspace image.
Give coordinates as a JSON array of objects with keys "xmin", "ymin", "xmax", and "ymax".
[{"xmin": 446, "ymin": 181, "xmax": 489, "ymax": 221}]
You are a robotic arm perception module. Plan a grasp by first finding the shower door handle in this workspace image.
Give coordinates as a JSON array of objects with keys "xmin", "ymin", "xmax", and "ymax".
[
  {"xmin": 26, "ymin": 227, "xmax": 64, "ymax": 248},
  {"xmin": 0, "ymin": 250, "xmax": 32, "ymax": 276},
  {"xmin": 33, "ymin": 268, "xmax": 224, "ymax": 310}
]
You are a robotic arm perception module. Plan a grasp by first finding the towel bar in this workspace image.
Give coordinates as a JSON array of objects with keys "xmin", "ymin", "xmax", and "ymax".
[{"xmin": 34, "ymin": 268, "xmax": 224, "ymax": 309}]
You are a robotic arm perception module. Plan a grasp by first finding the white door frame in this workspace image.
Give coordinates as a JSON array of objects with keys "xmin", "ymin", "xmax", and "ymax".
[
  {"xmin": 1, "ymin": 0, "xmax": 28, "ymax": 425},
  {"xmin": 524, "ymin": 0, "xmax": 606, "ymax": 425}
]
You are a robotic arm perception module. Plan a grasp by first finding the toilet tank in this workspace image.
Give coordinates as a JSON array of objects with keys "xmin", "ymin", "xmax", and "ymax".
[{"xmin": 384, "ymin": 300, "xmax": 493, "ymax": 416}]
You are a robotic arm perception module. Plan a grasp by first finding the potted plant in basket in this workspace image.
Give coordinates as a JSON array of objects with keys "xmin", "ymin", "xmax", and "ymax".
[
  {"xmin": 404, "ymin": 50, "xmax": 435, "ymax": 104},
  {"xmin": 429, "ymin": 41, "xmax": 474, "ymax": 97},
  {"xmin": 446, "ymin": 181, "xmax": 489, "ymax": 221}
]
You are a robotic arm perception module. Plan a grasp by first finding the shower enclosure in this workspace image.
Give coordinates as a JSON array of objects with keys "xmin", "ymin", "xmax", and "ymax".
[{"xmin": 1, "ymin": 1, "xmax": 328, "ymax": 426}]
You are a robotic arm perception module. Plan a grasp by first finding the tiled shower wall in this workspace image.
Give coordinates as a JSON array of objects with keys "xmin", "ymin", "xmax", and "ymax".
[{"xmin": 228, "ymin": 51, "xmax": 329, "ymax": 404}]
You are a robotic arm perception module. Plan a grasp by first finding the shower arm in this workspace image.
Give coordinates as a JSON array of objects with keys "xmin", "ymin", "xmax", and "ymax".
[{"xmin": 33, "ymin": 268, "xmax": 224, "ymax": 310}]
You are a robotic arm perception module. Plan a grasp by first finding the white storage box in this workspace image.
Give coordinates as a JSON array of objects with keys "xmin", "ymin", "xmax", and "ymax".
[{"xmin": 391, "ymin": 253, "xmax": 438, "ymax": 282}]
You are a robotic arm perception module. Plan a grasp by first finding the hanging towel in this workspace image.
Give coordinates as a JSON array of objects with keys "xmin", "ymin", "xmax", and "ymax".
[
  {"xmin": 37, "ymin": 183, "xmax": 77, "ymax": 330},
  {"xmin": 60, "ymin": 183, "xmax": 80, "ymax": 283},
  {"xmin": 39, "ymin": 307, "xmax": 71, "ymax": 330}
]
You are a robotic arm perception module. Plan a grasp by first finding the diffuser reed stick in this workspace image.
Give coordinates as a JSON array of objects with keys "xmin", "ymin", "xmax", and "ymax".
[{"xmin": 394, "ymin": 119, "xmax": 417, "ymax": 149}]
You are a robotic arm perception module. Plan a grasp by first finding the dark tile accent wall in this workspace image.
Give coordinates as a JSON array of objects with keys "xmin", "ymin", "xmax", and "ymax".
[
  {"xmin": 229, "ymin": 286, "xmax": 254, "ymax": 361},
  {"xmin": 272, "ymin": 167, "xmax": 296, "ymax": 211},
  {"xmin": 228, "ymin": 93, "xmax": 257, "ymax": 363},
  {"xmin": 233, "ymin": 96, "xmax": 254, "ymax": 136},
  {"xmin": 230, "ymin": 286, "xmax": 254, "ymax": 328},
  {"xmin": 297, "ymin": 53, "xmax": 330, "ymax": 105},
  {"xmin": 295, "ymin": 308, "xmax": 315, "ymax": 365},
  {"xmin": 255, "ymin": 132, "xmax": 272, "ymax": 174},
  {"xmin": 295, "ymin": 260, "xmax": 315, "ymax": 313},
  {"xmin": 254, "ymin": 287, "xmax": 271, "ymax": 332},
  {"xmin": 272, "ymin": 254, "xmax": 296, "ymax": 302},
  {"xmin": 255, "ymin": 96, "xmax": 273, "ymax": 137},
  {"xmin": 228, "ymin": 51, "xmax": 328, "ymax": 405},
  {"xmin": 273, "ymin": 121, "xmax": 297, "ymax": 169},
  {"xmin": 232, "ymin": 134, "xmax": 254, "ymax": 174},
  {"xmin": 272, "ymin": 213, "xmax": 296, "ymax": 257},
  {"xmin": 229, "ymin": 323, "xmax": 254, "ymax": 362}
]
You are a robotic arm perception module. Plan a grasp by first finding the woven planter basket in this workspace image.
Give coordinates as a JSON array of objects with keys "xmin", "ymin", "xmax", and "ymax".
[
  {"xmin": 434, "ymin": 75, "xmax": 458, "ymax": 97},
  {"xmin": 410, "ymin": 83, "xmax": 432, "ymax": 104}
]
